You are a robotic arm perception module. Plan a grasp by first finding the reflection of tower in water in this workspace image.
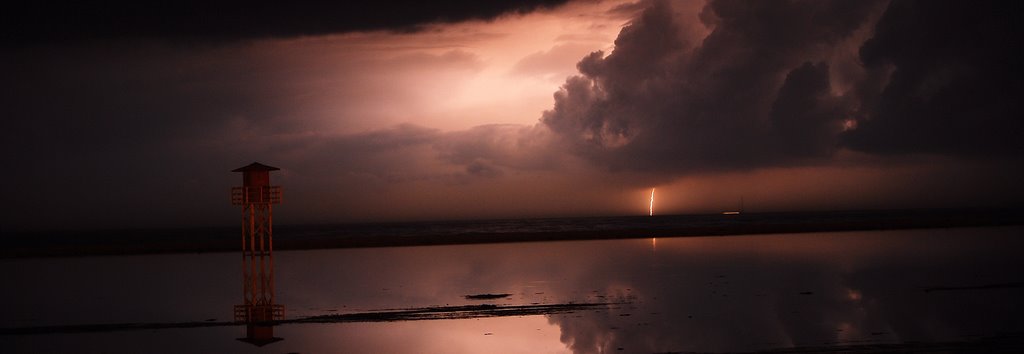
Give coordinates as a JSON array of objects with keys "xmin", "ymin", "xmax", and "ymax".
[{"xmin": 231, "ymin": 162, "xmax": 285, "ymax": 346}]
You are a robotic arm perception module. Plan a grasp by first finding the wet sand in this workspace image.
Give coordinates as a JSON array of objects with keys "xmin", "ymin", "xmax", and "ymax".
[{"xmin": 0, "ymin": 302, "xmax": 616, "ymax": 335}]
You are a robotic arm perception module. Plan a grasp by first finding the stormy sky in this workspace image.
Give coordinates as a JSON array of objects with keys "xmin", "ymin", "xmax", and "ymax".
[{"xmin": 2, "ymin": 0, "xmax": 1022, "ymax": 231}]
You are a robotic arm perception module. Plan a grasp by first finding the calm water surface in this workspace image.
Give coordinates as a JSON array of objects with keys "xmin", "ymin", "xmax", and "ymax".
[{"xmin": 3, "ymin": 226, "xmax": 1023, "ymax": 353}]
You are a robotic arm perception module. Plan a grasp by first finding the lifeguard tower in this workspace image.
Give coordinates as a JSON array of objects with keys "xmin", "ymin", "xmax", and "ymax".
[{"xmin": 231, "ymin": 162, "xmax": 284, "ymax": 346}]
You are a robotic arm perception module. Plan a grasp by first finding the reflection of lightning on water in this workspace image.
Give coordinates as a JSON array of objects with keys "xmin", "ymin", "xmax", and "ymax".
[{"xmin": 647, "ymin": 188, "xmax": 655, "ymax": 215}]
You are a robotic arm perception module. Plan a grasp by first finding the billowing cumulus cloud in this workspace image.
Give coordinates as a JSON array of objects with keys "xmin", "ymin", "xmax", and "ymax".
[
  {"xmin": 541, "ymin": 0, "xmax": 884, "ymax": 173},
  {"xmin": 540, "ymin": 0, "xmax": 1024, "ymax": 177},
  {"xmin": 770, "ymin": 61, "xmax": 844, "ymax": 157},
  {"xmin": 842, "ymin": 0, "xmax": 1024, "ymax": 156}
]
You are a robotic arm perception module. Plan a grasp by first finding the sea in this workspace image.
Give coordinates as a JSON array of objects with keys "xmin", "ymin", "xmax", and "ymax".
[
  {"xmin": 2, "ymin": 219, "xmax": 1023, "ymax": 352},
  {"xmin": 6, "ymin": 208, "xmax": 1020, "ymax": 257}
]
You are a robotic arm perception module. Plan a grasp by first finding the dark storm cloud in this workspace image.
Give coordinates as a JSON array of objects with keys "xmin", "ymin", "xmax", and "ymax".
[
  {"xmin": 541, "ymin": 0, "xmax": 1023, "ymax": 175},
  {"xmin": 1, "ymin": 0, "xmax": 568, "ymax": 46},
  {"xmin": 842, "ymin": 0, "xmax": 1024, "ymax": 156},
  {"xmin": 4, "ymin": 0, "xmax": 1022, "ymax": 230},
  {"xmin": 541, "ymin": 0, "xmax": 882, "ymax": 173},
  {"xmin": 770, "ymin": 62, "xmax": 844, "ymax": 157}
]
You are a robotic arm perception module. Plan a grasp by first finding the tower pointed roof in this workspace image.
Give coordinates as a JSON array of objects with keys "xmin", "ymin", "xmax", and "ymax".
[{"xmin": 232, "ymin": 162, "xmax": 280, "ymax": 172}]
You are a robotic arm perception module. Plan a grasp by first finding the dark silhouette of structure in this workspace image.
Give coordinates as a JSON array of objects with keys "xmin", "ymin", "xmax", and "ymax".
[{"xmin": 231, "ymin": 162, "xmax": 284, "ymax": 346}]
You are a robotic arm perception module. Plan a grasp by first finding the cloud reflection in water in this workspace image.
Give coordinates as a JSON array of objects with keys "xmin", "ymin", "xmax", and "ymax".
[{"xmin": 3, "ymin": 227, "xmax": 1023, "ymax": 353}]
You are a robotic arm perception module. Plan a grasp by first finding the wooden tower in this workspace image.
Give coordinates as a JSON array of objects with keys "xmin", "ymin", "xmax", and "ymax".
[{"xmin": 231, "ymin": 162, "xmax": 284, "ymax": 346}]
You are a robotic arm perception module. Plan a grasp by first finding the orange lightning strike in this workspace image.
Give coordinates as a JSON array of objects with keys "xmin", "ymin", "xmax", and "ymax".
[{"xmin": 649, "ymin": 188, "xmax": 655, "ymax": 216}]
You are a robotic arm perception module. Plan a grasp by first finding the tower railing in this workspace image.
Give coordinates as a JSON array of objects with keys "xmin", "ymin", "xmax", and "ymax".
[
  {"xmin": 231, "ymin": 186, "xmax": 282, "ymax": 205},
  {"xmin": 234, "ymin": 304, "xmax": 285, "ymax": 323}
]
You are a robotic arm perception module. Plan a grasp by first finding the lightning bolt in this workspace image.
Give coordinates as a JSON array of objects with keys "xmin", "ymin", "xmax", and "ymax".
[{"xmin": 649, "ymin": 188, "xmax": 655, "ymax": 216}]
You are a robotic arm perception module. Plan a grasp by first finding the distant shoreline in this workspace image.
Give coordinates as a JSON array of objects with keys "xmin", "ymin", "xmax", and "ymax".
[{"xmin": 4, "ymin": 208, "xmax": 1022, "ymax": 258}]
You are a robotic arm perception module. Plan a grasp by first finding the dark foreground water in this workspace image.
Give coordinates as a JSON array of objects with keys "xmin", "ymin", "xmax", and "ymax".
[{"xmin": 3, "ymin": 226, "xmax": 1024, "ymax": 353}]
